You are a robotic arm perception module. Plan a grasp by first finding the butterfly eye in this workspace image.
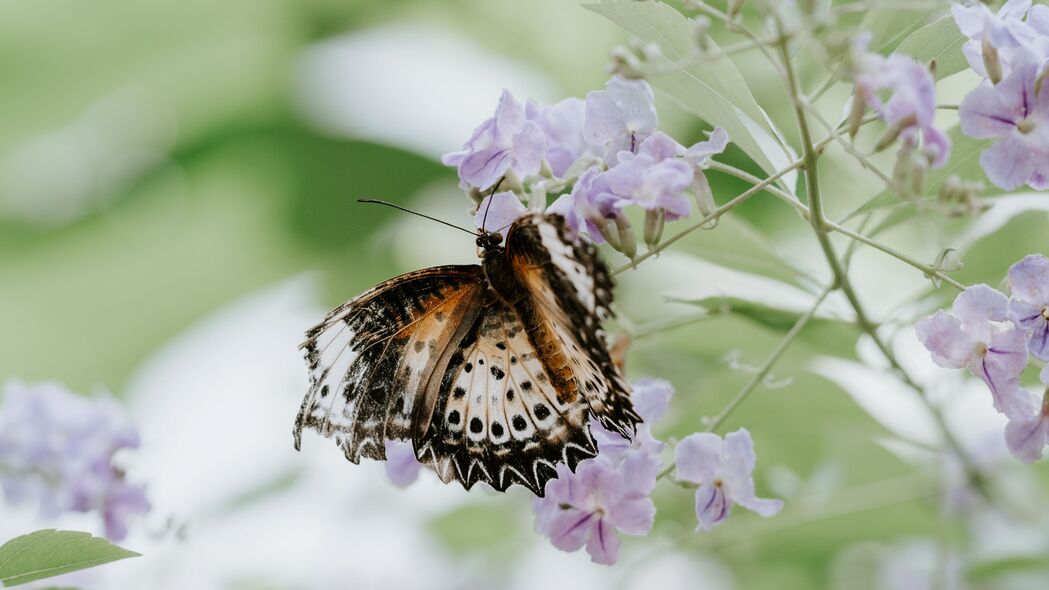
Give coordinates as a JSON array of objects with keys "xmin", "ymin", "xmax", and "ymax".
[{"xmin": 490, "ymin": 233, "xmax": 503, "ymax": 246}]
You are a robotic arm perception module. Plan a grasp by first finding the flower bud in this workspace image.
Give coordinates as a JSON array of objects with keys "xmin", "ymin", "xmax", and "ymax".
[
  {"xmin": 1036, "ymin": 64, "xmax": 1049, "ymax": 99},
  {"xmin": 727, "ymin": 0, "xmax": 747, "ymax": 21},
  {"xmin": 693, "ymin": 172, "xmax": 716, "ymax": 218},
  {"xmin": 596, "ymin": 219, "xmax": 622, "ymax": 251},
  {"xmin": 847, "ymin": 92, "xmax": 866, "ymax": 138},
  {"xmin": 609, "ymin": 46, "xmax": 645, "ymax": 80},
  {"xmin": 982, "ymin": 35, "xmax": 1003, "ymax": 85},
  {"xmin": 874, "ymin": 114, "xmax": 918, "ymax": 152},
  {"xmin": 643, "ymin": 208, "xmax": 665, "ymax": 249},
  {"xmin": 615, "ymin": 214, "xmax": 637, "ymax": 260},
  {"xmin": 693, "ymin": 16, "xmax": 711, "ymax": 52}
]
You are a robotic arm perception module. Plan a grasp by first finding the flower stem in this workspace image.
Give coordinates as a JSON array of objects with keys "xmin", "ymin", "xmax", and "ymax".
[
  {"xmin": 775, "ymin": 32, "xmax": 987, "ymax": 497},
  {"xmin": 658, "ymin": 284, "xmax": 833, "ymax": 481},
  {"xmin": 706, "ymin": 161, "xmax": 966, "ymax": 291}
]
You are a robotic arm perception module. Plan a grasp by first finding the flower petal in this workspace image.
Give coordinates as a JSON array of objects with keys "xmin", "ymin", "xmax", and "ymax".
[
  {"xmin": 509, "ymin": 121, "xmax": 547, "ymax": 179},
  {"xmin": 383, "ymin": 440, "xmax": 422, "ymax": 488},
  {"xmin": 631, "ymin": 378, "xmax": 674, "ymax": 424},
  {"xmin": 694, "ymin": 483, "xmax": 731, "ymax": 531},
  {"xmin": 960, "ymin": 83, "xmax": 1017, "ymax": 138},
  {"xmin": 915, "ymin": 310, "xmax": 974, "ymax": 369},
  {"xmin": 607, "ymin": 495, "xmax": 656, "ymax": 536},
  {"xmin": 674, "ymin": 433, "xmax": 722, "ymax": 484},
  {"xmin": 1004, "ymin": 413, "xmax": 1049, "ymax": 463},
  {"xmin": 585, "ymin": 517, "xmax": 621, "ymax": 565},
  {"xmin": 475, "ymin": 192, "xmax": 526, "ymax": 233},
  {"xmin": 1008, "ymin": 254, "xmax": 1049, "ymax": 304},
  {"xmin": 953, "ymin": 284, "xmax": 1010, "ymax": 324}
]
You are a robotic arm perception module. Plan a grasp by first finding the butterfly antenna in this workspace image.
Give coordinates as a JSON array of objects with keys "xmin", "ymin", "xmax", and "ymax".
[
  {"xmin": 357, "ymin": 199, "xmax": 480, "ymax": 236},
  {"xmin": 480, "ymin": 182, "xmax": 500, "ymax": 234}
]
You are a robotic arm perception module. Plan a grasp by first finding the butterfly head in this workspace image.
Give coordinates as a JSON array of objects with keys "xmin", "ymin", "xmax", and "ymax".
[{"xmin": 476, "ymin": 231, "xmax": 504, "ymax": 251}]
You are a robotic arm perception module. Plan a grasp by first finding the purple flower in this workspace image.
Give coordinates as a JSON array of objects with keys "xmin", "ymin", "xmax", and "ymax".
[
  {"xmin": 442, "ymin": 90, "xmax": 547, "ymax": 190},
  {"xmin": 534, "ymin": 454, "xmax": 657, "ymax": 565},
  {"xmin": 852, "ymin": 38, "xmax": 950, "ymax": 166},
  {"xmin": 0, "ymin": 379, "xmax": 148, "ymax": 541},
  {"xmin": 952, "ymin": 0, "xmax": 1049, "ymax": 79},
  {"xmin": 547, "ymin": 166, "xmax": 621, "ymax": 242},
  {"xmin": 602, "ymin": 140, "xmax": 695, "ymax": 220},
  {"xmin": 383, "ymin": 440, "xmax": 422, "ymax": 488},
  {"xmin": 475, "ymin": 191, "xmax": 527, "ymax": 234},
  {"xmin": 915, "ymin": 285, "xmax": 1030, "ymax": 415},
  {"xmin": 526, "ymin": 97, "xmax": 594, "ymax": 178},
  {"xmin": 1003, "ymin": 365, "xmax": 1049, "ymax": 463},
  {"xmin": 583, "ymin": 76, "xmax": 659, "ymax": 165},
  {"xmin": 589, "ymin": 378, "xmax": 673, "ymax": 469},
  {"xmin": 1008, "ymin": 254, "xmax": 1049, "ymax": 360},
  {"xmin": 959, "ymin": 62, "xmax": 1049, "ymax": 190},
  {"xmin": 674, "ymin": 428, "xmax": 782, "ymax": 531}
]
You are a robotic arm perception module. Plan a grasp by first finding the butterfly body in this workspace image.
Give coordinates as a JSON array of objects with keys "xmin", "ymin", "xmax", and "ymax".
[{"xmin": 294, "ymin": 212, "xmax": 640, "ymax": 495}]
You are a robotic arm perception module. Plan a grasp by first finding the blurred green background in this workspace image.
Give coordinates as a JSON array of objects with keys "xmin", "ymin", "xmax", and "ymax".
[{"xmin": 3, "ymin": 1, "xmax": 1049, "ymax": 588}]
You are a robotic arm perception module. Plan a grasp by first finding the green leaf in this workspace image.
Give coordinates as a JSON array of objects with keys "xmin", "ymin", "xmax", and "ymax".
[
  {"xmin": 0, "ymin": 530, "xmax": 139, "ymax": 587},
  {"xmin": 895, "ymin": 12, "xmax": 968, "ymax": 80},
  {"xmin": 672, "ymin": 296, "xmax": 855, "ymax": 336},
  {"xmin": 844, "ymin": 125, "xmax": 991, "ymax": 221},
  {"xmin": 967, "ymin": 556, "xmax": 1049, "ymax": 581},
  {"xmin": 859, "ymin": 7, "xmax": 935, "ymax": 54},
  {"xmin": 586, "ymin": 0, "xmax": 798, "ymax": 192}
]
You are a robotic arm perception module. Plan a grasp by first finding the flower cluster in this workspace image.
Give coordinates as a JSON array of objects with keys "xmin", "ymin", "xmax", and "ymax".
[
  {"xmin": 917, "ymin": 254, "xmax": 1049, "ymax": 463},
  {"xmin": 444, "ymin": 77, "xmax": 729, "ymax": 256},
  {"xmin": 954, "ymin": 1, "xmax": 1049, "ymax": 190},
  {"xmin": 533, "ymin": 379, "xmax": 781, "ymax": 564},
  {"xmin": 849, "ymin": 34, "xmax": 950, "ymax": 187},
  {"xmin": 0, "ymin": 379, "xmax": 149, "ymax": 540}
]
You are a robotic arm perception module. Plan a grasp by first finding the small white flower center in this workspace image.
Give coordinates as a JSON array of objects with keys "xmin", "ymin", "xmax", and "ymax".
[
  {"xmin": 1017, "ymin": 117, "xmax": 1036, "ymax": 134},
  {"xmin": 1041, "ymin": 306, "xmax": 1049, "ymax": 320},
  {"xmin": 975, "ymin": 342, "xmax": 989, "ymax": 357}
]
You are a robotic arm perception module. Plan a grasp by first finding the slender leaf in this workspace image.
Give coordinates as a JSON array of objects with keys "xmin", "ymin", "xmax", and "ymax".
[
  {"xmin": 895, "ymin": 12, "xmax": 968, "ymax": 79},
  {"xmin": 967, "ymin": 556, "xmax": 1049, "ymax": 581},
  {"xmin": 859, "ymin": 8, "xmax": 935, "ymax": 54},
  {"xmin": 0, "ymin": 530, "xmax": 139, "ymax": 587},
  {"xmin": 586, "ymin": 0, "xmax": 799, "ymax": 192}
]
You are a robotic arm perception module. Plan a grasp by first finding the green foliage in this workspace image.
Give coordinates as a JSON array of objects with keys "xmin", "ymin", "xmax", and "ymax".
[
  {"xmin": 895, "ymin": 12, "xmax": 969, "ymax": 80},
  {"xmin": 0, "ymin": 530, "xmax": 138, "ymax": 587}
]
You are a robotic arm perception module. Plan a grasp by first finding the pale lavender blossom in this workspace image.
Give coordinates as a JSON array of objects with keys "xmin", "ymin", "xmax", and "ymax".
[
  {"xmin": 852, "ymin": 38, "xmax": 951, "ymax": 166},
  {"xmin": 952, "ymin": 0, "xmax": 1049, "ymax": 79},
  {"xmin": 547, "ymin": 166, "xmax": 621, "ymax": 243},
  {"xmin": 589, "ymin": 377, "xmax": 674, "ymax": 469},
  {"xmin": 475, "ymin": 191, "xmax": 526, "ymax": 234},
  {"xmin": 1008, "ymin": 254, "xmax": 1049, "ymax": 360},
  {"xmin": 674, "ymin": 428, "xmax": 783, "ymax": 531},
  {"xmin": 442, "ymin": 90, "xmax": 546, "ymax": 190},
  {"xmin": 915, "ymin": 285, "xmax": 1030, "ymax": 415},
  {"xmin": 526, "ymin": 97, "xmax": 594, "ymax": 177},
  {"xmin": 534, "ymin": 453, "xmax": 657, "ymax": 565},
  {"xmin": 384, "ymin": 440, "xmax": 422, "ymax": 488},
  {"xmin": 0, "ymin": 379, "xmax": 148, "ymax": 541},
  {"xmin": 959, "ymin": 62, "xmax": 1049, "ymax": 190},
  {"xmin": 583, "ymin": 76, "xmax": 659, "ymax": 165},
  {"xmin": 602, "ymin": 138, "xmax": 695, "ymax": 220},
  {"xmin": 1002, "ymin": 365, "xmax": 1049, "ymax": 463}
]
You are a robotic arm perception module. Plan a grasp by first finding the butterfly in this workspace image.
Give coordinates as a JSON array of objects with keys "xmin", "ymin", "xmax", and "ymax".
[{"xmin": 292, "ymin": 211, "xmax": 640, "ymax": 495}]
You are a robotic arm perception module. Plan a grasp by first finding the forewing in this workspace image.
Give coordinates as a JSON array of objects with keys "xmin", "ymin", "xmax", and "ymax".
[
  {"xmin": 506, "ymin": 212, "xmax": 640, "ymax": 437},
  {"xmin": 295, "ymin": 265, "xmax": 483, "ymax": 463},
  {"xmin": 415, "ymin": 296, "xmax": 597, "ymax": 495}
]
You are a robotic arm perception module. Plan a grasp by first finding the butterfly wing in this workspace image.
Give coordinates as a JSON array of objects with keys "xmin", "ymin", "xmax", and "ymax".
[
  {"xmin": 505, "ymin": 212, "xmax": 641, "ymax": 437},
  {"xmin": 414, "ymin": 293, "xmax": 598, "ymax": 495},
  {"xmin": 294, "ymin": 265, "xmax": 485, "ymax": 463}
]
